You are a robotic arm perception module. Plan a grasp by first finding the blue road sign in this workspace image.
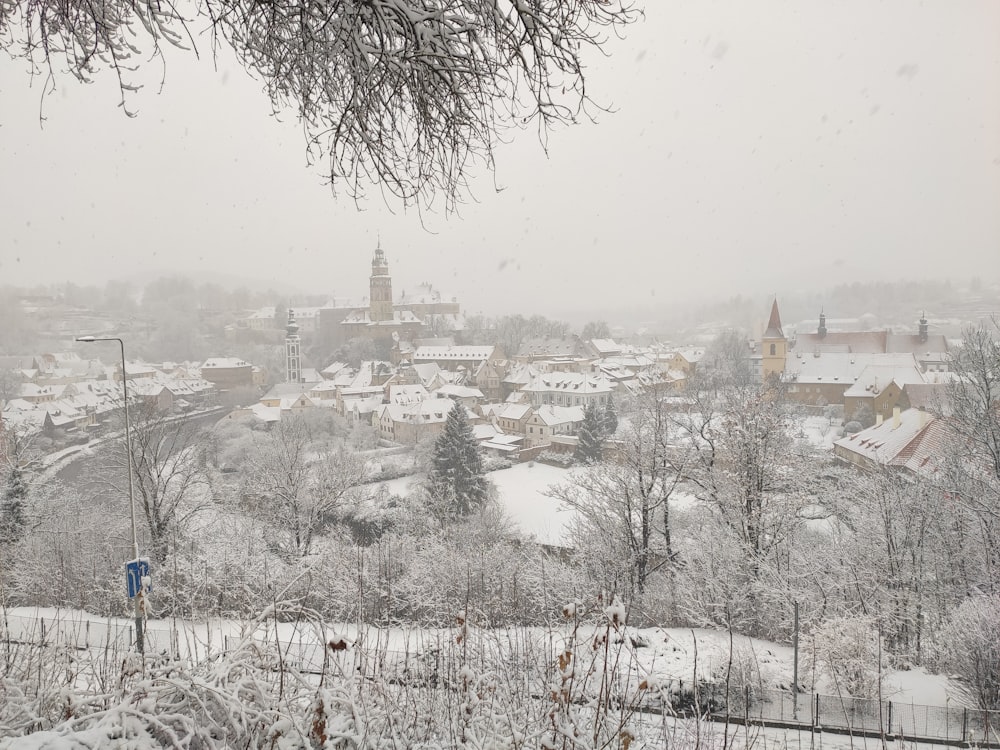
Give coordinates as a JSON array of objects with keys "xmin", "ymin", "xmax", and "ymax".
[{"xmin": 125, "ymin": 558, "xmax": 151, "ymax": 598}]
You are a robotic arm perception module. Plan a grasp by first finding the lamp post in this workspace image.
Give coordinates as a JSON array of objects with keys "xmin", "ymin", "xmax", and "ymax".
[{"xmin": 76, "ymin": 335, "xmax": 144, "ymax": 655}]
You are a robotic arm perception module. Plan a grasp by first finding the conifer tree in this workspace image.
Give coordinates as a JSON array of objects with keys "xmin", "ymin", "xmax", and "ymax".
[
  {"xmin": 0, "ymin": 465, "xmax": 27, "ymax": 544},
  {"xmin": 428, "ymin": 404, "xmax": 491, "ymax": 517},
  {"xmin": 602, "ymin": 397, "xmax": 619, "ymax": 437},
  {"xmin": 575, "ymin": 403, "xmax": 605, "ymax": 465}
]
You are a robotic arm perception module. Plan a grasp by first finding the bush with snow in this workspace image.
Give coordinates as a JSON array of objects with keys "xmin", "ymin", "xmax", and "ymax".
[{"xmin": 931, "ymin": 594, "xmax": 1000, "ymax": 710}]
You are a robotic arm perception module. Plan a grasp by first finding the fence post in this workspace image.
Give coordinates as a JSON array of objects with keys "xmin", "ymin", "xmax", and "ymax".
[
  {"xmin": 815, "ymin": 693, "xmax": 821, "ymax": 727},
  {"xmin": 886, "ymin": 700, "xmax": 893, "ymax": 737},
  {"xmin": 961, "ymin": 708, "xmax": 968, "ymax": 744}
]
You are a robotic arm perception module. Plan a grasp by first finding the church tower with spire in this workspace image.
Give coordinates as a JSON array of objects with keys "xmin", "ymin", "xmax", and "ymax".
[
  {"xmin": 369, "ymin": 243, "xmax": 394, "ymax": 323},
  {"xmin": 761, "ymin": 298, "xmax": 787, "ymax": 380},
  {"xmin": 285, "ymin": 308, "xmax": 301, "ymax": 384}
]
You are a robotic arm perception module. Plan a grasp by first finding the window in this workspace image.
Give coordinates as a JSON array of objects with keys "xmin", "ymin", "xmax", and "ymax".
[{"xmin": 769, "ymin": 344, "xmax": 776, "ymax": 356}]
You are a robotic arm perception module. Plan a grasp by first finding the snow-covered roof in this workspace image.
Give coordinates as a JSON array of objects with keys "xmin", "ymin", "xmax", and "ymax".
[
  {"xmin": 378, "ymin": 397, "xmax": 454, "ymax": 424},
  {"xmin": 387, "ymin": 384, "xmax": 430, "ymax": 405},
  {"xmin": 413, "ymin": 345, "xmax": 495, "ymax": 362},
  {"xmin": 522, "ymin": 372, "xmax": 612, "ymax": 394},
  {"xmin": 528, "ymin": 404, "xmax": 585, "ymax": 426},
  {"xmin": 588, "ymin": 339, "xmax": 620, "ymax": 355},
  {"xmin": 396, "ymin": 282, "xmax": 458, "ymax": 305},
  {"xmin": 496, "ymin": 403, "xmax": 532, "ymax": 421},
  {"xmin": 434, "ymin": 384, "xmax": 484, "ymax": 400},
  {"xmin": 842, "ymin": 365, "xmax": 926, "ymax": 398},
  {"xmin": 341, "ymin": 310, "xmax": 422, "ymax": 326},
  {"xmin": 410, "ymin": 362, "xmax": 441, "ymax": 385},
  {"xmin": 201, "ymin": 357, "xmax": 251, "ymax": 369},
  {"xmin": 784, "ymin": 352, "xmax": 918, "ymax": 385},
  {"xmin": 834, "ymin": 408, "xmax": 943, "ymax": 474}
]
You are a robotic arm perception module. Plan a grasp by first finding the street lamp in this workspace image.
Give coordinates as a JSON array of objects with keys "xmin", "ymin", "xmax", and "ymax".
[{"xmin": 76, "ymin": 335, "xmax": 145, "ymax": 655}]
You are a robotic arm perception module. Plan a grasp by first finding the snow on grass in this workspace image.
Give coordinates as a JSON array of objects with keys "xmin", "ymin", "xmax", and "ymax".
[
  {"xmin": 488, "ymin": 462, "xmax": 579, "ymax": 546},
  {"xmin": 3, "ymin": 607, "xmax": 971, "ymax": 711},
  {"xmin": 798, "ymin": 415, "xmax": 843, "ymax": 451}
]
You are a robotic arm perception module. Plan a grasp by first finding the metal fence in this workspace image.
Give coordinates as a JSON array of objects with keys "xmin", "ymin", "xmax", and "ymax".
[
  {"xmin": 685, "ymin": 681, "xmax": 999, "ymax": 746},
  {"xmin": 2, "ymin": 611, "xmax": 224, "ymax": 663}
]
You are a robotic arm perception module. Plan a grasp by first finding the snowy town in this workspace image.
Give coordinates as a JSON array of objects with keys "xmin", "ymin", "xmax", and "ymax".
[
  {"xmin": 2, "ymin": 0, "xmax": 999, "ymax": 745},
  {"xmin": 1, "ymin": 260, "xmax": 999, "ymax": 748}
]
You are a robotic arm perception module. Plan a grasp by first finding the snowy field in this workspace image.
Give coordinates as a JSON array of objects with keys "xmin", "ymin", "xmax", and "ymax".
[
  {"xmin": 375, "ymin": 461, "xmax": 701, "ymax": 546},
  {"xmin": 373, "ymin": 461, "xmax": 581, "ymax": 546}
]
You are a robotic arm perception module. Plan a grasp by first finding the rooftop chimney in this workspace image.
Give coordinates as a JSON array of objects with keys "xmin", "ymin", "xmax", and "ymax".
[{"xmin": 893, "ymin": 406, "xmax": 901, "ymax": 429}]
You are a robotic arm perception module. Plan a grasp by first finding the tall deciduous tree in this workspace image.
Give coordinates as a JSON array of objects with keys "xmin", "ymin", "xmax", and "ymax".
[
  {"xmin": 241, "ymin": 415, "xmax": 366, "ymax": 557},
  {"xmin": 3, "ymin": 0, "xmax": 638, "ymax": 207},
  {"xmin": 103, "ymin": 401, "xmax": 209, "ymax": 565},
  {"xmin": 427, "ymin": 404, "xmax": 491, "ymax": 519},
  {"xmin": 945, "ymin": 319, "xmax": 1000, "ymax": 591},
  {"xmin": 552, "ymin": 384, "xmax": 681, "ymax": 594}
]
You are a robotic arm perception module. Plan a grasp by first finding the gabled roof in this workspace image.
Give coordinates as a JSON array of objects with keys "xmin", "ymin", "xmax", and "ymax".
[
  {"xmin": 496, "ymin": 403, "xmax": 533, "ymax": 421},
  {"xmin": 842, "ymin": 364, "xmax": 926, "ymax": 398}
]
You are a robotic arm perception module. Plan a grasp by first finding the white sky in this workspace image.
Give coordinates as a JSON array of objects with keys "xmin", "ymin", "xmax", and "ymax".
[{"xmin": 1, "ymin": 0, "xmax": 998, "ymax": 318}]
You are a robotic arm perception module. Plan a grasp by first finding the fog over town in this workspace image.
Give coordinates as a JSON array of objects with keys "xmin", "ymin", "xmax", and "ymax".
[{"xmin": 1, "ymin": 0, "xmax": 999, "ymax": 748}]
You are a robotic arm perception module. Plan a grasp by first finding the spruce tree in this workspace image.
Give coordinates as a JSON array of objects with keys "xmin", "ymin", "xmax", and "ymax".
[
  {"xmin": 428, "ymin": 404, "xmax": 491, "ymax": 517},
  {"xmin": 574, "ymin": 403, "xmax": 605, "ymax": 465},
  {"xmin": 602, "ymin": 397, "xmax": 619, "ymax": 437},
  {"xmin": 0, "ymin": 465, "xmax": 28, "ymax": 544}
]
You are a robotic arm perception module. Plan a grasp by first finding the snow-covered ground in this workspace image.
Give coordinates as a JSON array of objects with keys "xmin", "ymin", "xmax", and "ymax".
[
  {"xmin": 798, "ymin": 415, "xmax": 843, "ymax": 451},
  {"xmin": 2, "ymin": 607, "xmax": 969, "ymax": 711},
  {"xmin": 372, "ymin": 462, "xmax": 580, "ymax": 546}
]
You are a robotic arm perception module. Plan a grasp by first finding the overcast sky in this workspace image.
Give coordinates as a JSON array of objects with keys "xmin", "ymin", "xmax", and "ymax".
[{"xmin": 1, "ymin": 0, "xmax": 998, "ymax": 319}]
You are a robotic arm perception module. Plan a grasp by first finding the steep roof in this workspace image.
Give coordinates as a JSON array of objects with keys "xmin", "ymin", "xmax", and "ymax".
[{"xmin": 763, "ymin": 300, "xmax": 784, "ymax": 340}]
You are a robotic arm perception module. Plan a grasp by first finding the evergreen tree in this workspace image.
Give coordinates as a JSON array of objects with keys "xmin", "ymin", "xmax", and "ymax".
[
  {"xmin": 428, "ymin": 404, "xmax": 491, "ymax": 518},
  {"xmin": 574, "ymin": 403, "xmax": 605, "ymax": 465},
  {"xmin": 0, "ymin": 465, "xmax": 28, "ymax": 544},
  {"xmin": 602, "ymin": 397, "xmax": 619, "ymax": 437}
]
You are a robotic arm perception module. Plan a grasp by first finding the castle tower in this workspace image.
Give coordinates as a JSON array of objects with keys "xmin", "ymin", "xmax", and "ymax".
[
  {"xmin": 818, "ymin": 309, "xmax": 827, "ymax": 338},
  {"xmin": 369, "ymin": 243, "xmax": 394, "ymax": 323},
  {"xmin": 285, "ymin": 308, "xmax": 301, "ymax": 384},
  {"xmin": 761, "ymin": 299, "xmax": 787, "ymax": 380},
  {"xmin": 918, "ymin": 311, "xmax": 928, "ymax": 343}
]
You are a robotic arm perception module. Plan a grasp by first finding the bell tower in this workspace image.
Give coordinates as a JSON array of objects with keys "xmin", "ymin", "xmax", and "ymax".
[
  {"xmin": 285, "ymin": 308, "xmax": 301, "ymax": 384},
  {"xmin": 369, "ymin": 243, "xmax": 394, "ymax": 323},
  {"xmin": 761, "ymin": 298, "xmax": 787, "ymax": 380}
]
